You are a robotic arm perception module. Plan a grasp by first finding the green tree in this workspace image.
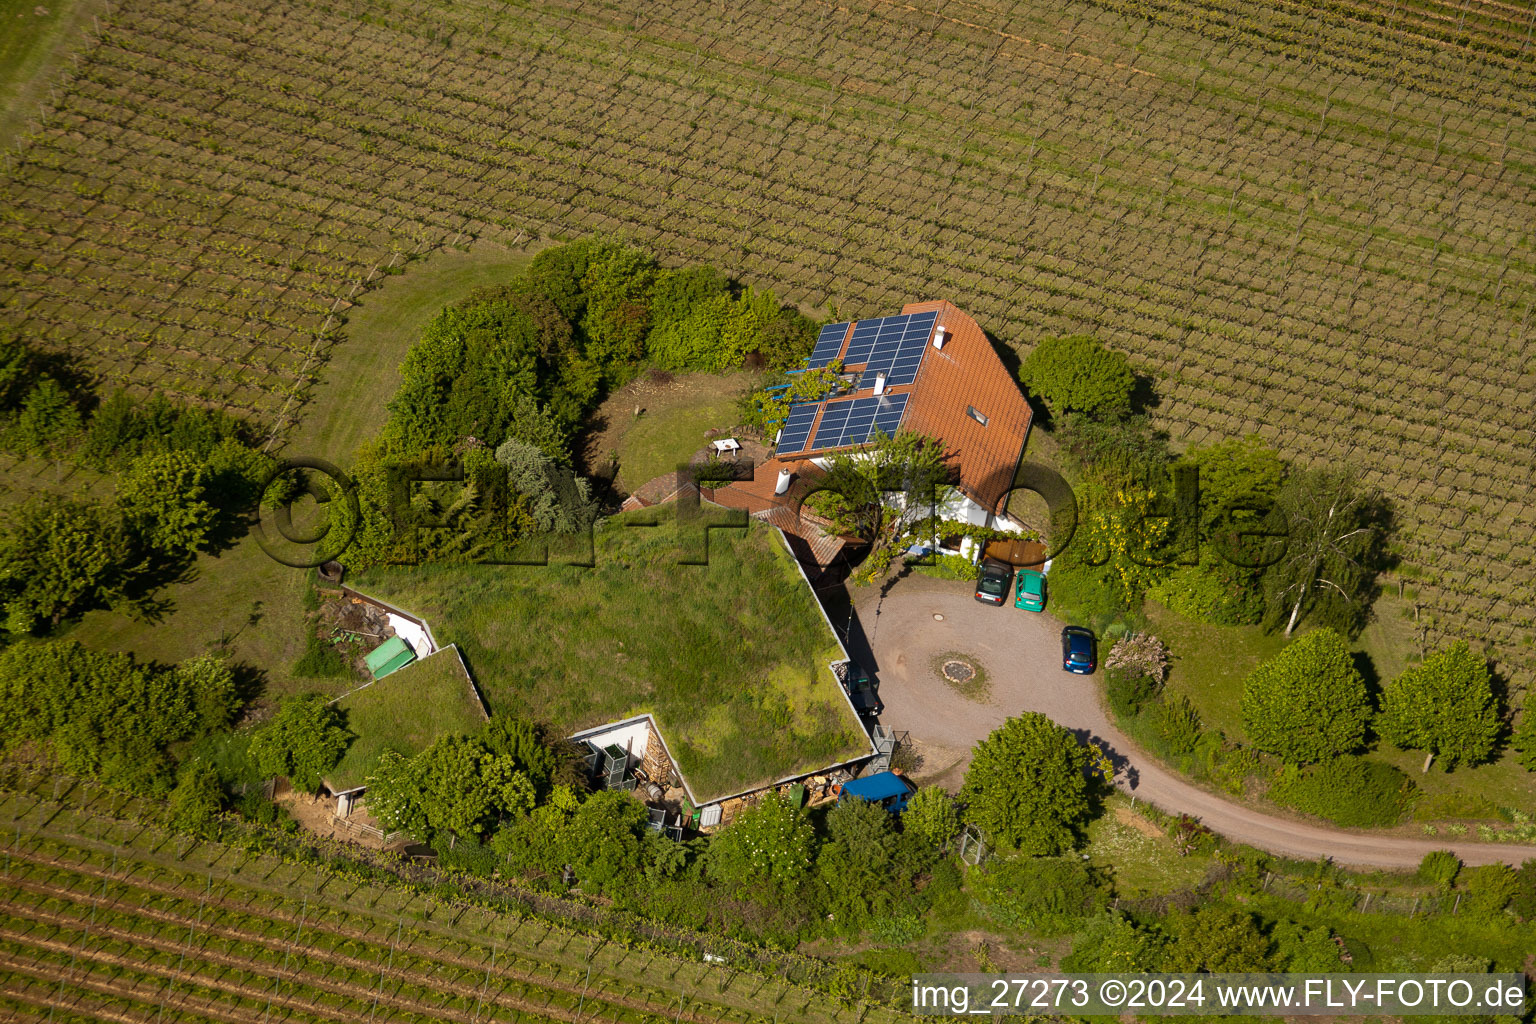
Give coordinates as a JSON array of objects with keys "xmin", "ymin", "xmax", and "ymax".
[
  {"xmin": 563, "ymin": 790, "xmax": 649, "ymax": 892},
  {"xmin": 169, "ymin": 654, "xmax": 241, "ymax": 735},
  {"xmin": 116, "ymin": 449, "xmax": 217, "ymax": 558},
  {"xmin": 1262, "ymin": 468, "xmax": 1391, "ymax": 637},
  {"xmin": 248, "ymin": 694, "xmax": 352, "ymax": 793},
  {"xmin": 579, "ymin": 244, "xmax": 657, "ymax": 375},
  {"xmin": 816, "ymin": 797, "xmax": 903, "ymax": 929},
  {"xmin": 1185, "ymin": 435, "xmax": 1287, "ymax": 537},
  {"xmin": 903, "ymin": 785, "xmax": 960, "ymax": 849},
  {"xmin": 369, "ymin": 733, "xmax": 552, "ymax": 842},
  {"xmin": 481, "ymin": 714, "xmax": 563, "ymax": 796},
  {"xmin": 1019, "ymin": 334, "xmax": 1135, "ymax": 420},
  {"xmin": 809, "ymin": 429, "xmax": 953, "ymax": 585},
  {"xmin": 10, "ymin": 376, "xmax": 82, "ymax": 452},
  {"xmin": 1241, "ymin": 629, "xmax": 1369, "ymax": 763},
  {"xmin": 0, "ymin": 497, "xmax": 133, "ymax": 633},
  {"xmin": 525, "ymin": 238, "xmax": 619, "ymax": 323},
  {"xmin": 0, "ymin": 640, "xmax": 239, "ymax": 794},
  {"xmin": 1377, "ymin": 641, "xmax": 1501, "ymax": 771},
  {"xmin": 1147, "ymin": 435, "xmax": 1288, "ymax": 625},
  {"xmin": 493, "ymin": 438, "xmax": 599, "ymax": 535},
  {"xmin": 1162, "ymin": 904, "xmax": 1271, "ymax": 972},
  {"xmin": 706, "ymin": 791, "xmax": 815, "ymax": 889},
  {"xmin": 960, "ymin": 712, "xmax": 1093, "ymax": 854},
  {"xmin": 168, "ymin": 759, "xmax": 224, "ymax": 835},
  {"xmin": 364, "ymin": 750, "xmax": 430, "ymax": 838}
]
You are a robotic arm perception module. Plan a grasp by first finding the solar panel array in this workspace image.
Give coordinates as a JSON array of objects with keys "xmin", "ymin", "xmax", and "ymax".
[
  {"xmin": 811, "ymin": 394, "xmax": 910, "ymax": 450},
  {"xmin": 774, "ymin": 402, "xmax": 821, "ymax": 455},
  {"xmin": 807, "ymin": 322, "xmax": 851, "ymax": 368},
  {"xmin": 841, "ymin": 310, "xmax": 938, "ymax": 386}
]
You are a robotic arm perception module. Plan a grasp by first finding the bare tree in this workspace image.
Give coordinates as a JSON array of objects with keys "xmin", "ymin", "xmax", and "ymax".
[{"xmin": 1262, "ymin": 468, "xmax": 1392, "ymax": 637}]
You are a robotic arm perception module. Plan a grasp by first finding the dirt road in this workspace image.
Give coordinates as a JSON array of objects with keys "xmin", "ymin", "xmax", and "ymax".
[{"xmin": 852, "ymin": 574, "xmax": 1536, "ymax": 869}]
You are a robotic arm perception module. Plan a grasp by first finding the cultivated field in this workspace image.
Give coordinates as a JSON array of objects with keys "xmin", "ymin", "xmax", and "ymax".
[
  {"xmin": 1, "ymin": 0, "xmax": 1533, "ymax": 679},
  {"xmin": 0, "ymin": 775, "xmax": 910, "ymax": 1024}
]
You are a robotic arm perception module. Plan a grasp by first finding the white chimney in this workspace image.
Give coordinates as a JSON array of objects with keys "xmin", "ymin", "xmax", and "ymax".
[
  {"xmin": 774, "ymin": 468, "xmax": 793, "ymax": 495},
  {"xmin": 873, "ymin": 372, "xmax": 887, "ymax": 395},
  {"xmin": 933, "ymin": 325, "xmax": 948, "ymax": 349}
]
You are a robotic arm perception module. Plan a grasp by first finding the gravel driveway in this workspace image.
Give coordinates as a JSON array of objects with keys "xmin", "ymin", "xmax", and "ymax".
[{"xmin": 850, "ymin": 573, "xmax": 1536, "ymax": 869}]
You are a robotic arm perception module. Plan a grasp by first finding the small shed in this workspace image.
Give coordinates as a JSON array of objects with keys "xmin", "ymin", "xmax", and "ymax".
[{"xmin": 365, "ymin": 636, "xmax": 416, "ymax": 679}]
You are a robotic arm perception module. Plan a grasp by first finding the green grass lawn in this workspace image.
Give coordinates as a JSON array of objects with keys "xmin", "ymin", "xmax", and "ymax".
[
  {"xmin": 0, "ymin": 0, "xmax": 104, "ymax": 148},
  {"xmin": 1145, "ymin": 599, "xmax": 1289, "ymax": 742},
  {"xmin": 612, "ymin": 374, "xmax": 754, "ymax": 493},
  {"xmin": 1084, "ymin": 795, "xmax": 1214, "ymax": 897},
  {"xmin": 1373, "ymin": 745, "xmax": 1536, "ymax": 819},
  {"xmin": 66, "ymin": 243, "xmax": 538, "ymax": 705},
  {"xmin": 289, "ymin": 242, "xmax": 537, "ymax": 465},
  {"xmin": 327, "ymin": 646, "xmax": 489, "ymax": 791},
  {"xmin": 350, "ymin": 509, "xmax": 867, "ymax": 801}
]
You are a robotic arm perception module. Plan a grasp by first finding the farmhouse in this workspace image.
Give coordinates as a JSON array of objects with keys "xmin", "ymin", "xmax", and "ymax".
[{"xmin": 708, "ymin": 300, "xmax": 1035, "ymax": 576}]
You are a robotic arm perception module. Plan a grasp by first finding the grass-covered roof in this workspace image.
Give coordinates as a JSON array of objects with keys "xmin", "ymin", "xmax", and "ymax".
[
  {"xmin": 351, "ymin": 509, "xmax": 867, "ymax": 800},
  {"xmin": 327, "ymin": 646, "xmax": 488, "ymax": 792}
]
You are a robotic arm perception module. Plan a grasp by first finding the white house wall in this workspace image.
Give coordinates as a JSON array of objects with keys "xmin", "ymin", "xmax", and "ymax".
[{"xmin": 569, "ymin": 719, "xmax": 652, "ymax": 760}]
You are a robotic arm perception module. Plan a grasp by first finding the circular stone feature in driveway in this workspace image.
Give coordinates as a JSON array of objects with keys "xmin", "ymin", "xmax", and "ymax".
[
  {"xmin": 942, "ymin": 659, "xmax": 974, "ymax": 683},
  {"xmin": 930, "ymin": 650, "xmax": 988, "ymax": 701}
]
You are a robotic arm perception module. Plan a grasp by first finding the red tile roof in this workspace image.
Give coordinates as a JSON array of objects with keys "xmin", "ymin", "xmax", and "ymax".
[
  {"xmin": 773, "ymin": 301, "xmax": 1031, "ymax": 514},
  {"xmin": 899, "ymin": 301, "xmax": 1032, "ymax": 513}
]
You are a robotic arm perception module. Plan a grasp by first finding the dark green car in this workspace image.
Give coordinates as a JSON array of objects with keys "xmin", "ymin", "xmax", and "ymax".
[{"xmin": 974, "ymin": 559, "xmax": 1012, "ymax": 605}]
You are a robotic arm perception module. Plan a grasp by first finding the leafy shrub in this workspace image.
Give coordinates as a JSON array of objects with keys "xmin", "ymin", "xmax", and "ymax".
[
  {"xmin": 1417, "ymin": 850, "xmax": 1462, "ymax": 890},
  {"xmin": 1459, "ymin": 864, "xmax": 1519, "ymax": 916},
  {"xmin": 868, "ymin": 912, "xmax": 925, "ymax": 944},
  {"xmin": 1269, "ymin": 757, "xmax": 1417, "ymax": 827},
  {"xmin": 1060, "ymin": 912, "xmax": 1166, "ymax": 971},
  {"xmin": 1511, "ymin": 690, "xmax": 1536, "ymax": 771},
  {"xmin": 1106, "ymin": 668, "xmax": 1161, "ymax": 718},
  {"xmin": 1205, "ymin": 740, "xmax": 1264, "ymax": 796},
  {"xmin": 1154, "ymin": 694, "xmax": 1203, "ymax": 756},
  {"xmin": 913, "ymin": 553, "xmax": 978, "ymax": 581},
  {"xmin": 1047, "ymin": 555, "xmax": 1131, "ymax": 632},
  {"xmin": 1149, "ymin": 561, "xmax": 1264, "ymax": 625},
  {"xmin": 1510, "ymin": 860, "xmax": 1536, "ymax": 922},
  {"xmin": 972, "ymin": 856, "xmax": 1107, "ymax": 935}
]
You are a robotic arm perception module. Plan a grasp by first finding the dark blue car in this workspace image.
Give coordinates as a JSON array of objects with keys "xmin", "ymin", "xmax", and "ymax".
[{"xmin": 1061, "ymin": 626, "xmax": 1096, "ymax": 674}]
